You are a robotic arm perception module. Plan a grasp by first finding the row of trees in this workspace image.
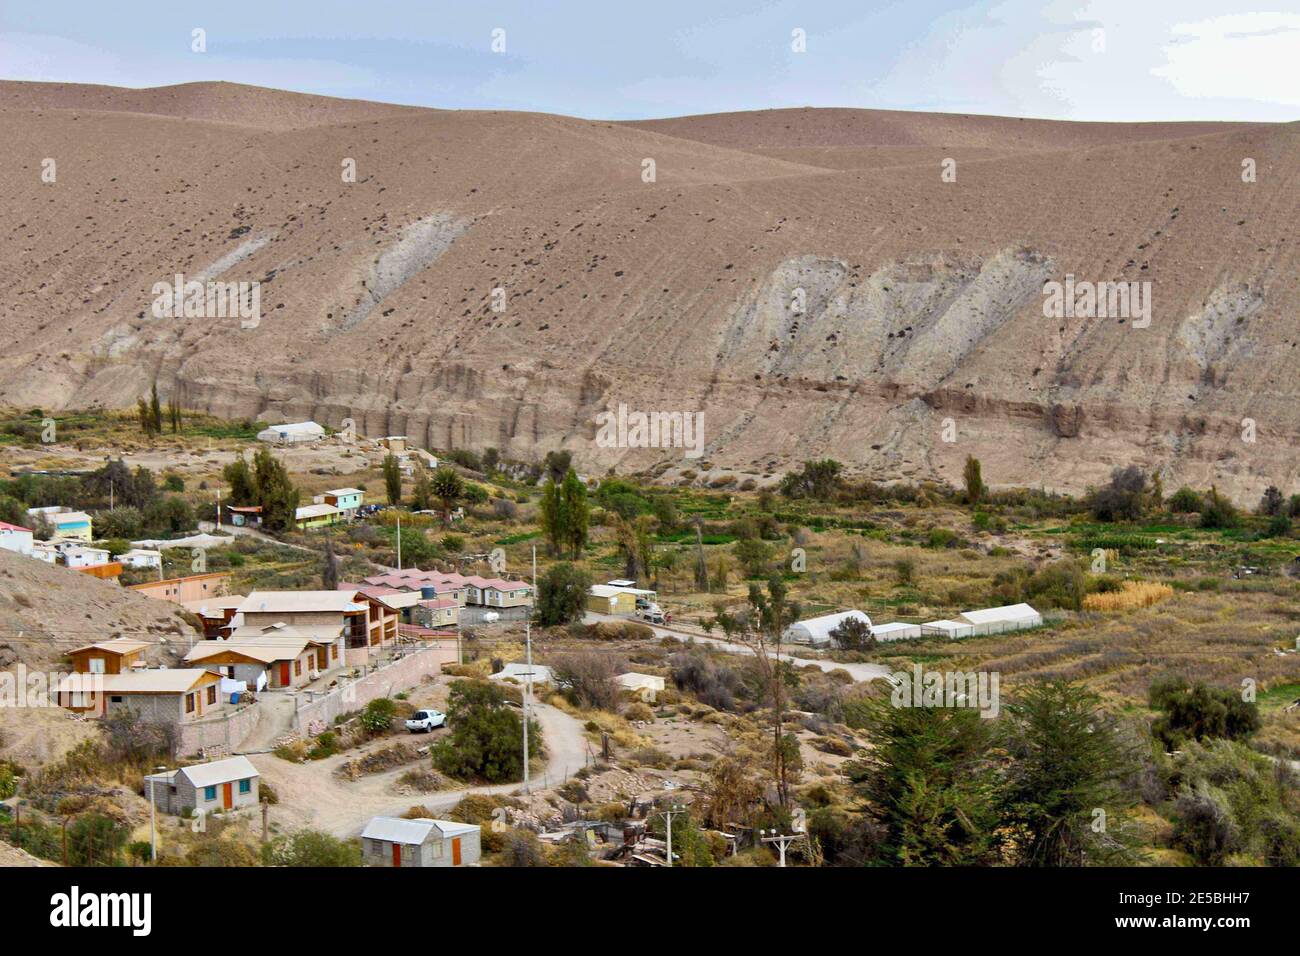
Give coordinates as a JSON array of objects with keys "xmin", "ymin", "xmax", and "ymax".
[{"xmin": 539, "ymin": 468, "xmax": 589, "ymax": 558}]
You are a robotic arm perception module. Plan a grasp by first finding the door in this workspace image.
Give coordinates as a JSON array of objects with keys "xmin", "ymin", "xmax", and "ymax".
[
  {"xmin": 222, "ymin": 782, "xmax": 233, "ymax": 809},
  {"xmin": 452, "ymin": 837, "xmax": 462, "ymax": 866},
  {"xmin": 279, "ymin": 662, "xmax": 290, "ymax": 686},
  {"xmin": 392, "ymin": 843, "xmax": 402, "ymax": 867}
]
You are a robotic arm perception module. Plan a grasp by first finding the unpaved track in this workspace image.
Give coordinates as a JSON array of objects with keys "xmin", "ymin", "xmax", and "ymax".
[
  {"xmin": 584, "ymin": 612, "xmax": 893, "ymax": 683},
  {"xmin": 249, "ymin": 702, "xmax": 590, "ymax": 838}
]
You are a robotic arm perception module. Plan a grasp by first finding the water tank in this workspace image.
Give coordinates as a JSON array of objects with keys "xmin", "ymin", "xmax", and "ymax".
[{"xmin": 421, "ymin": 586, "xmax": 438, "ymax": 601}]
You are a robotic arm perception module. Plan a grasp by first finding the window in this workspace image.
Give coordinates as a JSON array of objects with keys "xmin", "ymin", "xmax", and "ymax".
[
  {"xmin": 110, "ymin": 695, "xmax": 123, "ymax": 703},
  {"xmin": 206, "ymin": 685, "xmax": 217, "ymax": 705},
  {"xmin": 88, "ymin": 657, "xmax": 105, "ymax": 674},
  {"xmin": 239, "ymin": 778, "xmax": 251, "ymax": 794},
  {"xmin": 204, "ymin": 786, "xmax": 216, "ymax": 801},
  {"xmin": 185, "ymin": 693, "xmax": 195, "ymax": 714},
  {"xmin": 331, "ymin": 644, "xmax": 338, "ymax": 660},
  {"xmin": 294, "ymin": 659, "xmax": 302, "ymax": 676}
]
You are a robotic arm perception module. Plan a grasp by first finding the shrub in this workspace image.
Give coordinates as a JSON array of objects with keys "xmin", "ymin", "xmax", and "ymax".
[
  {"xmin": 431, "ymin": 681, "xmax": 542, "ymax": 783},
  {"xmin": 360, "ymin": 698, "xmax": 397, "ymax": 736},
  {"xmin": 1149, "ymin": 676, "xmax": 1261, "ymax": 750},
  {"xmin": 536, "ymin": 563, "xmax": 592, "ymax": 626},
  {"xmin": 551, "ymin": 651, "xmax": 622, "ymax": 712},
  {"xmin": 263, "ymin": 829, "xmax": 360, "ymax": 867}
]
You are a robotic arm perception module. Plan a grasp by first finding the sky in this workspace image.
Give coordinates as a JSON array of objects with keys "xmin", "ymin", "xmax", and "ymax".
[{"xmin": 1, "ymin": 0, "xmax": 1297, "ymax": 121}]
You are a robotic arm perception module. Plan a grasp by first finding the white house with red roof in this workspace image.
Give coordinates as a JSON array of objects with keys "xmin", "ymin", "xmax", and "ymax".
[{"xmin": 0, "ymin": 520, "xmax": 34, "ymax": 557}]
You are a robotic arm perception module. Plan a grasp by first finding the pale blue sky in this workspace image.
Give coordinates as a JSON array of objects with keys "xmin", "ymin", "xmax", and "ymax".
[{"xmin": 2, "ymin": 1, "xmax": 1297, "ymax": 120}]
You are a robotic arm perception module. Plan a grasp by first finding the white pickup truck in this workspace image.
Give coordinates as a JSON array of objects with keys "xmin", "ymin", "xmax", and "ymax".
[{"xmin": 404, "ymin": 709, "xmax": 447, "ymax": 733}]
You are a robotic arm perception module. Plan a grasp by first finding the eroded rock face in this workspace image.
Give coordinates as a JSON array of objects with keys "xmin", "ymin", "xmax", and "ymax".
[
  {"xmin": 2, "ymin": 83, "xmax": 1298, "ymax": 502},
  {"xmin": 1049, "ymin": 403, "xmax": 1084, "ymax": 438}
]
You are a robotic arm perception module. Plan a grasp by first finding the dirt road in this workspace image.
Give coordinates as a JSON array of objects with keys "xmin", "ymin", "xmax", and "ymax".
[
  {"xmin": 248, "ymin": 701, "xmax": 590, "ymax": 837},
  {"xmin": 584, "ymin": 612, "xmax": 894, "ymax": 683}
]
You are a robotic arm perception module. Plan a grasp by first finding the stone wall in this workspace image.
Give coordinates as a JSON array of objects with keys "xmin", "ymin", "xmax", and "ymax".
[
  {"xmin": 177, "ymin": 703, "xmax": 261, "ymax": 758},
  {"xmin": 294, "ymin": 640, "xmax": 458, "ymax": 734}
]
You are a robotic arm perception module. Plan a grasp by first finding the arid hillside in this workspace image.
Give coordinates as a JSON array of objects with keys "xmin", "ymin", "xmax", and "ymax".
[
  {"xmin": 0, "ymin": 550, "xmax": 196, "ymax": 670},
  {"xmin": 1, "ymin": 81, "xmax": 1297, "ymax": 500}
]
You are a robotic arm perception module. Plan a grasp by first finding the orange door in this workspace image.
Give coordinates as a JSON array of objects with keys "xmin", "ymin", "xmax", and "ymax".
[
  {"xmin": 279, "ymin": 662, "xmax": 290, "ymax": 686},
  {"xmin": 452, "ymin": 837, "xmax": 462, "ymax": 866},
  {"xmin": 392, "ymin": 843, "xmax": 402, "ymax": 867},
  {"xmin": 222, "ymin": 783, "xmax": 233, "ymax": 809}
]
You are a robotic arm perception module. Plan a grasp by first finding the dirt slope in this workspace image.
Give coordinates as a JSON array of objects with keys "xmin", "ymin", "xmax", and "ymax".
[
  {"xmin": 0, "ymin": 550, "xmax": 198, "ymax": 669},
  {"xmin": 1, "ymin": 81, "xmax": 1298, "ymax": 500}
]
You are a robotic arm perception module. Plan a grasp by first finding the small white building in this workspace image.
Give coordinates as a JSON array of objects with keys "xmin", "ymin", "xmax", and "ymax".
[
  {"xmin": 63, "ymin": 545, "xmax": 111, "ymax": 569},
  {"xmin": 257, "ymin": 421, "xmax": 325, "ymax": 444},
  {"xmin": 30, "ymin": 542, "xmax": 58, "ymax": 564},
  {"xmin": 489, "ymin": 662, "xmax": 553, "ymax": 685},
  {"xmin": 361, "ymin": 816, "xmax": 480, "ymax": 868},
  {"xmin": 958, "ymin": 603, "xmax": 1043, "ymax": 635},
  {"xmin": 119, "ymin": 548, "xmax": 163, "ymax": 569},
  {"xmin": 0, "ymin": 521, "xmax": 34, "ymax": 556},
  {"xmin": 617, "ymin": 672, "xmax": 666, "ymax": 702},
  {"xmin": 871, "ymin": 621, "xmax": 923, "ymax": 642},
  {"xmin": 783, "ymin": 610, "xmax": 872, "ymax": 647}
]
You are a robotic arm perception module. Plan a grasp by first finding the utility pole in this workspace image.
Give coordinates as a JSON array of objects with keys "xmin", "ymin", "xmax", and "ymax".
[
  {"xmin": 396, "ymin": 514, "xmax": 402, "ymax": 571},
  {"xmin": 148, "ymin": 772, "xmax": 158, "ymax": 862},
  {"xmin": 216, "ymin": 483, "xmax": 221, "ymax": 530},
  {"xmin": 759, "ymin": 828, "xmax": 801, "ymax": 867},
  {"xmin": 659, "ymin": 803, "xmax": 686, "ymax": 867}
]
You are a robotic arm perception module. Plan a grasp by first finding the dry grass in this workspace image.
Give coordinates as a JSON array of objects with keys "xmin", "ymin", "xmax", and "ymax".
[{"xmin": 1083, "ymin": 580, "xmax": 1174, "ymax": 612}]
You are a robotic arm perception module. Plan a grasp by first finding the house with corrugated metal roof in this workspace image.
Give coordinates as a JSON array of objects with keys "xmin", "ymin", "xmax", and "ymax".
[
  {"xmin": 361, "ymin": 816, "xmax": 480, "ymax": 867},
  {"xmin": 144, "ymin": 755, "xmax": 260, "ymax": 815}
]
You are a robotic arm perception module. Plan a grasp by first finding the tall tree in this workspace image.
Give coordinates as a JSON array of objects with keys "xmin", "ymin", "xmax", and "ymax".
[
  {"xmin": 539, "ymin": 478, "xmax": 560, "ymax": 556},
  {"xmin": 222, "ymin": 456, "xmax": 256, "ymax": 506},
  {"xmin": 692, "ymin": 520, "xmax": 709, "ymax": 592},
  {"xmin": 963, "ymin": 455, "xmax": 984, "ymax": 505},
  {"xmin": 149, "ymin": 382, "xmax": 163, "ymax": 434},
  {"xmin": 1000, "ymin": 679, "xmax": 1141, "ymax": 866},
  {"xmin": 430, "ymin": 466, "xmax": 464, "ymax": 525},
  {"xmin": 854, "ymin": 692, "xmax": 1003, "ymax": 865},
  {"xmin": 741, "ymin": 576, "xmax": 802, "ymax": 809},
  {"xmin": 559, "ymin": 468, "xmax": 589, "ymax": 558},
  {"xmin": 382, "ymin": 453, "xmax": 403, "ymax": 506},
  {"xmin": 252, "ymin": 446, "xmax": 300, "ymax": 532}
]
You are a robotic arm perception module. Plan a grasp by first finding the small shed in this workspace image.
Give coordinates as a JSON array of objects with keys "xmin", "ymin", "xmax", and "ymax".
[
  {"xmin": 361, "ymin": 816, "xmax": 481, "ymax": 867},
  {"xmin": 145, "ymin": 755, "xmax": 260, "ymax": 815},
  {"xmin": 490, "ymin": 662, "xmax": 553, "ymax": 686},
  {"xmin": 617, "ymin": 672, "xmax": 666, "ymax": 702}
]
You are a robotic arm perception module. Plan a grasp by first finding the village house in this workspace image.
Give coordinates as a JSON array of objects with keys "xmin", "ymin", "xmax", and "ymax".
[
  {"xmin": 295, "ymin": 502, "xmax": 340, "ymax": 529},
  {"xmin": 185, "ymin": 622, "xmax": 342, "ymax": 689},
  {"xmin": 129, "ymin": 571, "xmax": 229, "ymax": 603},
  {"xmin": 27, "ymin": 506, "xmax": 93, "ymax": 541},
  {"xmin": 238, "ymin": 589, "xmax": 399, "ymax": 665},
  {"xmin": 322, "ymin": 487, "xmax": 365, "ymax": 519},
  {"xmin": 0, "ymin": 520, "xmax": 34, "ymax": 556},
  {"xmin": 224, "ymin": 504, "xmax": 263, "ymax": 527},
  {"xmin": 144, "ymin": 755, "xmax": 260, "ymax": 816},
  {"xmin": 119, "ymin": 548, "xmax": 163, "ymax": 570},
  {"xmin": 62, "ymin": 545, "xmax": 111, "ymax": 569},
  {"xmin": 361, "ymin": 816, "xmax": 481, "ymax": 867},
  {"xmin": 29, "ymin": 542, "xmax": 58, "ymax": 564},
  {"xmin": 587, "ymin": 581, "xmax": 657, "ymax": 616},
  {"xmin": 68, "ymin": 638, "xmax": 150, "ymax": 675},
  {"xmin": 182, "ymin": 594, "xmax": 247, "ymax": 639},
  {"xmin": 58, "ymin": 668, "xmax": 225, "ymax": 723}
]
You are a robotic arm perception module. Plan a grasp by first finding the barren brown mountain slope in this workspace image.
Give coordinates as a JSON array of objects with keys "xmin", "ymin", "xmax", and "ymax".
[
  {"xmin": 1, "ymin": 81, "xmax": 1297, "ymax": 500},
  {"xmin": 0, "ymin": 550, "xmax": 197, "ymax": 669}
]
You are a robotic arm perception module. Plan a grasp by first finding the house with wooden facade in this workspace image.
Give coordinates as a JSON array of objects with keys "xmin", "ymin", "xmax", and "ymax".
[{"xmin": 67, "ymin": 638, "xmax": 150, "ymax": 675}]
